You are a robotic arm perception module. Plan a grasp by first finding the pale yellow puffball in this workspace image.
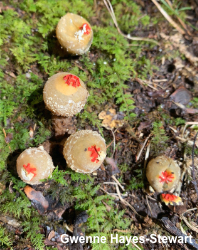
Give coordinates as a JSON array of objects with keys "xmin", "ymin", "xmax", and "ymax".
[
  {"xmin": 146, "ymin": 155, "xmax": 180, "ymax": 192},
  {"xmin": 63, "ymin": 130, "xmax": 106, "ymax": 173},
  {"xmin": 56, "ymin": 13, "xmax": 93, "ymax": 55},
  {"xmin": 17, "ymin": 146, "xmax": 55, "ymax": 185},
  {"xmin": 43, "ymin": 72, "xmax": 89, "ymax": 116}
]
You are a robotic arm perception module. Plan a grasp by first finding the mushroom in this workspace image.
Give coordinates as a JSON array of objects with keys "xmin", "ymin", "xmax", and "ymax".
[
  {"xmin": 17, "ymin": 146, "xmax": 55, "ymax": 185},
  {"xmin": 160, "ymin": 193, "xmax": 183, "ymax": 206},
  {"xmin": 63, "ymin": 130, "xmax": 106, "ymax": 173},
  {"xmin": 146, "ymin": 155, "xmax": 180, "ymax": 193},
  {"xmin": 56, "ymin": 13, "xmax": 93, "ymax": 55},
  {"xmin": 43, "ymin": 72, "xmax": 89, "ymax": 116}
]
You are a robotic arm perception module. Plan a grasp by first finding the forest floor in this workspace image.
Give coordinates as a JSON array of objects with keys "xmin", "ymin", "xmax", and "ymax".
[{"xmin": 1, "ymin": 0, "xmax": 198, "ymax": 250}]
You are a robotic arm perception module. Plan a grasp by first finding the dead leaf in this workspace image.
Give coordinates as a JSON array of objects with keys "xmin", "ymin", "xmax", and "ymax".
[
  {"xmin": 24, "ymin": 185, "xmax": 49, "ymax": 214},
  {"xmin": 98, "ymin": 109, "xmax": 125, "ymax": 130},
  {"xmin": 44, "ymin": 238, "xmax": 55, "ymax": 246},
  {"xmin": 48, "ymin": 230, "xmax": 55, "ymax": 240},
  {"xmin": 0, "ymin": 215, "xmax": 21, "ymax": 228},
  {"xmin": 5, "ymin": 71, "xmax": 16, "ymax": 78},
  {"xmin": 29, "ymin": 126, "xmax": 34, "ymax": 138},
  {"xmin": 184, "ymin": 108, "xmax": 198, "ymax": 114},
  {"xmin": 170, "ymin": 86, "xmax": 191, "ymax": 106}
]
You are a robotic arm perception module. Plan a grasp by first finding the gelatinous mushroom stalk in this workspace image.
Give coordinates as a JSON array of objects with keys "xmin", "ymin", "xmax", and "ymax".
[
  {"xmin": 17, "ymin": 146, "xmax": 55, "ymax": 185},
  {"xmin": 43, "ymin": 72, "xmax": 89, "ymax": 117},
  {"xmin": 146, "ymin": 155, "xmax": 181, "ymax": 193},
  {"xmin": 63, "ymin": 130, "xmax": 106, "ymax": 173},
  {"xmin": 56, "ymin": 13, "xmax": 93, "ymax": 55}
]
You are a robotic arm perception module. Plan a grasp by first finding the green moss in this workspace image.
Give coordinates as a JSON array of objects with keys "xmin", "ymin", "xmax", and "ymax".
[
  {"xmin": 0, "ymin": 0, "xmax": 192, "ymax": 249},
  {"xmin": 0, "ymin": 226, "xmax": 13, "ymax": 248},
  {"xmin": 150, "ymin": 121, "xmax": 169, "ymax": 155}
]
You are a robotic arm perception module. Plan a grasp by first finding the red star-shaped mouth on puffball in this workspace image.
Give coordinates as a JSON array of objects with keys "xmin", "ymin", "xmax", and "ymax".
[
  {"xmin": 79, "ymin": 23, "xmax": 91, "ymax": 35},
  {"xmin": 23, "ymin": 163, "xmax": 37, "ymax": 177},
  {"xmin": 63, "ymin": 74, "xmax": 81, "ymax": 88},
  {"xmin": 159, "ymin": 170, "xmax": 174, "ymax": 184},
  {"xmin": 88, "ymin": 145, "xmax": 100, "ymax": 163}
]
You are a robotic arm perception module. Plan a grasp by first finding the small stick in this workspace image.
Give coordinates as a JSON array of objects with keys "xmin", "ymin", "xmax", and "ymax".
[
  {"xmin": 146, "ymin": 195, "xmax": 153, "ymax": 217},
  {"xmin": 183, "ymin": 208, "xmax": 197, "ymax": 214},
  {"xmin": 103, "ymin": 0, "xmax": 159, "ymax": 45},
  {"xmin": 182, "ymin": 122, "xmax": 198, "ymax": 138},
  {"xmin": 152, "ymin": 79, "xmax": 168, "ymax": 82},
  {"xmin": 2, "ymin": 128, "xmax": 11, "ymax": 152},
  {"xmin": 130, "ymin": 241, "xmax": 142, "ymax": 250},
  {"xmin": 191, "ymin": 132, "xmax": 198, "ymax": 199},
  {"xmin": 111, "ymin": 128, "xmax": 117, "ymax": 158},
  {"xmin": 115, "ymin": 184, "xmax": 140, "ymax": 216},
  {"xmin": 112, "ymin": 175, "xmax": 125, "ymax": 191},
  {"xmin": 180, "ymin": 215, "xmax": 198, "ymax": 233},
  {"xmin": 136, "ymin": 134, "xmax": 152, "ymax": 161},
  {"xmin": 164, "ymin": 0, "xmax": 192, "ymax": 36},
  {"xmin": 151, "ymin": 0, "xmax": 185, "ymax": 35},
  {"xmin": 144, "ymin": 142, "xmax": 151, "ymax": 169},
  {"xmin": 100, "ymin": 187, "xmax": 118, "ymax": 199}
]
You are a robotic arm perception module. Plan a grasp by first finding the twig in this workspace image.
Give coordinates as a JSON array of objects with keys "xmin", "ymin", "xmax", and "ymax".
[
  {"xmin": 103, "ymin": 0, "xmax": 159, "ymax": 45},
  {"xmin": 111, "ymin": 128, "xmax": 117, "ymax": 158},
  {"xmin": 152, "ymin": 79, "xmax": 168, "ymax": 82},
  {"xmin": 182, "ymin": 122, "xmax": 198, "ymax": 138},
  {"xmin": 2, "ymin": 128, "xmax": 11, "ymax": 152},
  {"xmin": 106, "ymin": 140, "xmax": 114, "ymax": 149},
  {"xmin": 138, "ymin": 78, "xmax": 158, "ymax": 90},
  {"xmin": 136, "ymin": 134, "xmax": 152, "ymax": 161},
  {"xmin": 164, "ymin": 0, "xmax": 192, "ymax": 36},
  {"xmin": 146, "ymin": 195, "xmax": 153, "ymax": 217},
  {"xmin": 113, "ymin": 229, "xmax": 131, "ymax": 233},
  {"xmin": 191, "ymin": 132, "xmax": 198, "ymax": 199},
  {"xmin": 112, "ymin": 175, "xmax": 125, "ymax": 191},
  {"xmin": 183, "ymin": 208, "xmax": 197, "ymax": 214},
  {"xmin": 100, "ymin": 186, "xmax": 141, "ymax": 219},
  {"xmin": 180, "ymin": 215, "xmax": 198, "ymax": 233},
  {"xmin": 144, "ymin": 142, "xmax": 151, "ymax": 169},
  {"xmin": 176, "ymin": 136, "xmax": 194, "ymax": 146},
  {"xmin": 151, "ymin": 0, "xmax": 185, "ymax": 35},
  {"xmin": 115, "ymin": 184, "xmax": 143, "ymax": 217},
  {"xmin": 103, "ymin": 181, "xmax": 122, "ymax": 185},
  {"xmin": 175, "ymin": 153, "xmax": 187, "ymax": 196},
  {"xmin": 100, "ymin": 187, "xmax": 118, "ymax": 199},
  {"xmin": 131, "ymin": 241, "xmax": 142, "ymax": 250}
]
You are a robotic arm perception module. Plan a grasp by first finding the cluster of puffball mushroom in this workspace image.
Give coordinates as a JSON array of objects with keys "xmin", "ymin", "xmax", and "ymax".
[
  {"xmin": 17, "ymin": 13, "xmax": 106, "ymax": 185},
  {"xmin": 16, "ymin": 12, "xmax": 182, "ymax": 207}
]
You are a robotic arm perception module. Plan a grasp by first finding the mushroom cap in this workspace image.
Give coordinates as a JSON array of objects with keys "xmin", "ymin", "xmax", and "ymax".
[
  {"xmin": 146, "ymin": 155, "xmax": 180, "ymax": 192},
  {"xmin": 17, "ymin": 146, "xmax": 55, "ymax": 185},
  {"xmin": 43, "ymin": 72, "xmax": 89, "ymax": 116},
  {"xmin": 63, "ymin": 130, "xmax": 106, "ymax": 173},
  {"xmin": 56, "ymin": 13, "xmax": 93, "ymax": 55}
]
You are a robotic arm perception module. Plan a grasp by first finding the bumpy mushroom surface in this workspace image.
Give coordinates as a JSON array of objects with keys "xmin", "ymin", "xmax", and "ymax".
[
  {"xmin": 43, "ymin": 72, "xmax": 89, "ymax": 116},
  {"xmin": 17, "ymin": 146, "xmax": 55, "ymax": 185},
  {"xmin": 56, "ymin": 13, "xmax": 93, "ymax": 55},
  {"xmin": 63, "ymin": 130, "xmax": 106, "ymax": 173},
  {"xmin": 146, "ymin": 155, "xmax": 180, "ymax": 192}
]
